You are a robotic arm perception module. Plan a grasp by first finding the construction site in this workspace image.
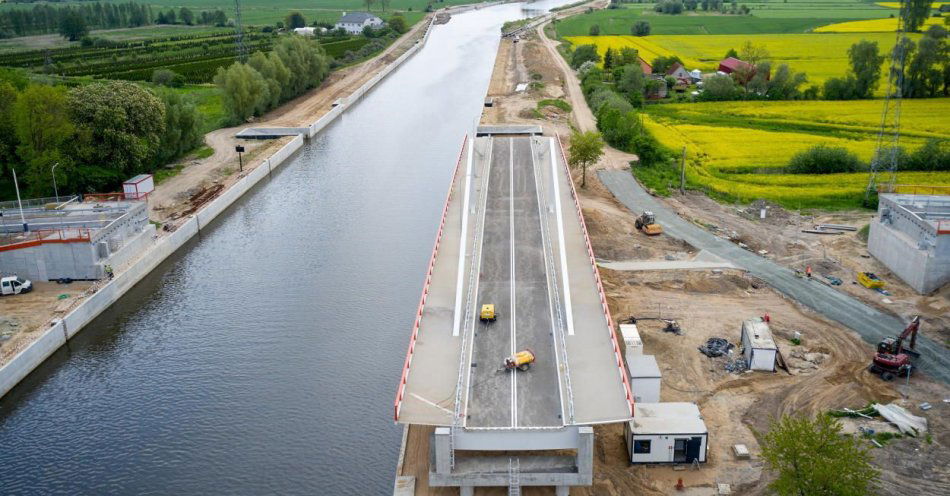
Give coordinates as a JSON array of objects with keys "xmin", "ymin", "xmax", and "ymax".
[{"xmin": 393, "ymin": 13, "xmax": 950, "ymax": 495}]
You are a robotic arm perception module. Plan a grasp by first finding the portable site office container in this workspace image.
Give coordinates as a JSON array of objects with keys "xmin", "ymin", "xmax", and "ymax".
[
  {"xmin": 741, "ymin": 319, "xmax": 777, "ymax": 371},
  {"xmin": 122, "ymin": 174, "xmax": 154, "ymax": 200},
  {"xmin": 620, "ymin": 323, "xmax": 643, "ymax": 360},
  {"xmin": 625, "ymin": 402, "xmax": 708, "ymax": 464},
  {"xmin": 627, "ymin": 354, "xmax": 661, "ymax": 403}
]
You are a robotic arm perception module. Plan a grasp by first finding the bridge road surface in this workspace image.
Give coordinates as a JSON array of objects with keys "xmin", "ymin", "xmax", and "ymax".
[{"xmin": 466, "ymin": 137, "xmax": 563, "ymax": 428}]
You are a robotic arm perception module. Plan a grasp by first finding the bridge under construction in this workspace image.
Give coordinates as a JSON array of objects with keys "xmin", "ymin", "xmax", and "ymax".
[{"xmin": 394, "ymin": 126, "xmax": 634, "ymax": 494}]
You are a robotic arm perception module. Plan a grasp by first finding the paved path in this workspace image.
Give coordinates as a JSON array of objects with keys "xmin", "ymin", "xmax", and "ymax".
[
  {"xmin": 598, "ymin": 169, "xmax": 950, "ymax": 385},
  {"xmin": 599, "ymin": 260, "xmax": 737, "ymax": 271}
]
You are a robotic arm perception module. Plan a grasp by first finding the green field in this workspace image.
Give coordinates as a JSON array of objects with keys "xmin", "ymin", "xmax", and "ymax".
[{"xmin": 554, "ymin": 1, "xmax": 894, "ymax": 36}]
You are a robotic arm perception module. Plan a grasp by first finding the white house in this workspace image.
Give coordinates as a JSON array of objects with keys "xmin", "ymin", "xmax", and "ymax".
[
  {"xmin": 335, "ymin": 12, "xmax": 384, "ymax": 35},
  {"xmin": 625, "ymin": 402, "xmax": 708, "ymax": 464},
  {"xmin": 627, "ymin": 354, "xmax": 661, "ymax": 404},
  {"xmin": 741, "ymin": 318, "xmax": 777, "ymax": 371}
]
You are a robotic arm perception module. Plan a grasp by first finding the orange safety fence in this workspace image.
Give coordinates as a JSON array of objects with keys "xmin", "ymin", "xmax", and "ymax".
[
  {"xmin": 938, "ymin": 221, "xmax": 950, "ymax": 235},
  {"xmin": 0, "ymin": 227, "xmax": 92, "ymax": 252}
]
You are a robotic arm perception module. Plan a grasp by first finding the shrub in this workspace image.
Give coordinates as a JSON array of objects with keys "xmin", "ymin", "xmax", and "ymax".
[
  {"xmin": 571, "ymin": 44, "xmax": 601, "ymax": 69},
  {"xmin": 632, "ymin": 21, "xmax": 651, "ymax": 36},
  {"xmin": 787, "ymin": 145, "xmax": 863, "ymax": 174},
  {"xmin": 906, "ymin": 139, "xmax": 950, "ymax": 171},
  {"xmin": 589, "ymin": 24, "xmax": 601, "ymax": 36},
  {"xmin": 152, "ymin": 68, "xmax": 185, "ymax": 87}
]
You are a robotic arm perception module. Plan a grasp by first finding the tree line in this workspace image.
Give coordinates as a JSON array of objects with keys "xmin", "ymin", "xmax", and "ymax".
[
  {"xmin": 214, "ymin": 36, "xmax": 331, "ymax": 124},
  {"xmin": 0, "ymin": 2, "xmax": 151, "ymax": 38},
  {"xmin": 0, "ymin": 70, "xmax": 204, "ymax": 199}
]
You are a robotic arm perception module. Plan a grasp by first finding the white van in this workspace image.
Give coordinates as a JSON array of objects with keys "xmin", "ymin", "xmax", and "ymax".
[{"xmin": 1, "ymin": 276, "xmax": 33, "ymax": 295}]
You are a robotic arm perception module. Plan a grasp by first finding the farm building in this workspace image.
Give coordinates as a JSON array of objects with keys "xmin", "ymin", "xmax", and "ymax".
[
  {"xmin": 335, "ymin": 12, "xmax": 384, "ymax": 35},
  {"xmin": 639, "ymin": 58, "xmax": 653, "ymax": 75},
  {"xmin": 868, "ymin": 193, "xmax": 950, "ymax": 293},
  {"xmin": 625, "ymin": 402, "xmax": 708, "ymax": 464},
  {"xmin": 627, "ymin": 354, "xmax": 661, "ymax": 403},
  {"xmin": 740, "ymin": 318, "xmax": 777, "ymax": 371},
  {"xmin": 665, "ymin": 62, "xmax": 691, "ymax": 83},
  {"xmin": 718, "ymin": 57, "xmax": 751, "ymax": 75}
]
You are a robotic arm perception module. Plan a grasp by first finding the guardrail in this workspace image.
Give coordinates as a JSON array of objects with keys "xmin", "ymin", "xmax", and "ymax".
[
  {"xmin": 394, "ymin": 135, "xmax": 468, "ymax": 422},
  {"xmin": 83, "ymin": 192, "xmax": 148, "ymax": 202},
  {"xmin": 555, "ymin": 134, "xmax": 635, "ymax": 417}
]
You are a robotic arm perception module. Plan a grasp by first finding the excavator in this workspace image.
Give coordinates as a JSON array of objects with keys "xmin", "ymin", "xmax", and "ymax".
[{"xmin": 869, "ymin": 316, "xmax": 920, "ymax": 381}]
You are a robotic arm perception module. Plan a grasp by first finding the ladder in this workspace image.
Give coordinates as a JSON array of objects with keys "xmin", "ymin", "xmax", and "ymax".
[
  {"xmin": 508, "ymin": 457, "xmax": 521, "ymax": 496},
  {"xmin": 449, "ymin": 420, "xmax": 458, "ymax": 469}
]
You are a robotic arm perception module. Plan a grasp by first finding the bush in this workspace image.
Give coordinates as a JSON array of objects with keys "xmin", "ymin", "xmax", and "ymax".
[
  {"xmin": 571, "ymin": 44, "xmax": 601, "ymax": 69},
  {"xmin": 787, "ymin": 145, "xmax": 863, "ymax": 174},
  {"xmin": 655, "ymin": 0, "xmax": 684, "ymax": 14},
  {"xmin": 152, "ymin": 68, "xmax": 185, "ymax": 87},
  {"xmin": 632, "ymin": 21, "xmax": 651, "ymax": 36},
  {"xmin": 589, "ymin": 24, "xmax": 601, "ymax": 36},
  {"xmin": 906, "ymin": 139, "xmax": 950, "ymax": 171}
]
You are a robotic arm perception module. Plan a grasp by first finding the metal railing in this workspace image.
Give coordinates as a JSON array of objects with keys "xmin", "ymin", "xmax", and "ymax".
[
  {"xmin": 878, "ymin": 184, "xmax": 950, "ymax": 196},
  {"xmin": 83, "ymin": 192, "xmax": 148, "ymax": 203},
  {"xmin": 0, "ymin": 227, "xmax": 92, "ymax": 252}
]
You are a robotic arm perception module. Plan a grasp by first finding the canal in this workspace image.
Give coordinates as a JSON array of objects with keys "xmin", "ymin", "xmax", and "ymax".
[{"xmin": 0, "ymin": 2, "xmax": 573, "ymax": 494}]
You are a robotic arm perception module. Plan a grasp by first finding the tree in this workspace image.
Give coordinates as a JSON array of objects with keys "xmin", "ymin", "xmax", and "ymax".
[
  {"xmin": 12, "ymin": 85, "xmax": 74, "ymax": 195},
  {"xmin": 273, "ymin": 36, "xmax": 330, "ymax": 99},
  {"xmin": 905, "ymin": 29, "xmax": 947, "ymax": 97},
  {"xmin": 700, "ymin": 74, "xmax": 738, "ymax": 100},
  {"xmin": 568, "ymin": 130, "xmax": 604, "ymax": 188},
  {"xmin": 571, "ymin": 44, "xmax": 601, "ymax": 69},
  {"xmin": 59, "ymin": 11, "xmax": 88, "ymax": 41},
  {"xmin": 66, "ymin": 81, "xmax": 166, "ymax": 178},
  {"xmin": 364, "ymin": 0, "xmax": 377, "ymax": 11},
  {"xmin": 155, "ymin": 91, "xmax": 204, "ymax": 165},
  {"xmin": 724, "ymin": 48, "xmax": 738, "ymax": 59},
  {"xmin": 389, "ymin": 14, "xmax": 408, "ymax": 34},
  {"xmin": 760, "ymin": 414, "xmax": 879, "ymax": 495},
  {"xmin": 616, "ymin": 64, "xmax": 646, "ymax": 106},
  {"xmin": 248, "ymin": 51, "xmax": 290, "ymax": 111},
  {"xmin": 589, "ymin": 24, "xmax": 601, "ymax": 36},
  {"xmin": 765, "ymin": 63, "xmax": 808, "ymax": 99},
  {"xmin": 849, "ymin": 40, "xmax": 884, "ymax": 98},
  {"xmin": 618, "ymin": 47, "xmax": 640, "ymax": 66},
  {"xmin": 285, "ymin": 11, "xmax": 307, "ymax": 29},
  {"xmin": 632, "ymin": 21, "xmax": 650, "ymax": 36},
  {"xmin": 212, "ymin": 9, "xmax": 228, "ymax": 27},
  {"xmin": 603, "ymin": 47, "xmax": 616, "ymax": 72},
  {"xmin": 152, "ymin": 69, "xmax": 185, "ymax": 88},
  {"xmin": 0, "ymin": 82, "xmax": 17, "ymax": 164},
  {"xmin": 214, "ymin": 62, "xmax": 270, "ymax": 123},
  {"xmin": 904, "ymin": 0, "xmax": 934, "ymax": 32},
  {"xmin": 180, "ymin": 7, "xmax": 194, "ymax": 26}
]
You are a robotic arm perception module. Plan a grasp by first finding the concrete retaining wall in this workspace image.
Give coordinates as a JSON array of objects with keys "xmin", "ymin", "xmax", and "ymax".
[{"xmin": 0, "ymin": 321, "xmax": 66, "ymax": 397}]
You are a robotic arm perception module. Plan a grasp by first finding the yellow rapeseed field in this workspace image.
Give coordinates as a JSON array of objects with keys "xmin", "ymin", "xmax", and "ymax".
[
  {"xmin": 814, "ymin": 17, "xmax": 945, "ymax": 33},
  {"xmin": 876, "ymin": 2, "xmax": 947, "ymax": 8},
  {"xmin": 643, "ymin": 100, "xmax": 950, "ymax": 206},
  {"xmin": 566, "ymin": 33, "xmax": 920, "ymax": 87}
]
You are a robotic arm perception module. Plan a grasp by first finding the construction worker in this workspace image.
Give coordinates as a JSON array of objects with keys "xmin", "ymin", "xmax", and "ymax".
[
  {"xmin": 104, "ymin": 265, "xmax": 114, "ymax": 280},
  {"xmin": 805, "ymin": 265, "xmax": 812, "ymax": 279}
]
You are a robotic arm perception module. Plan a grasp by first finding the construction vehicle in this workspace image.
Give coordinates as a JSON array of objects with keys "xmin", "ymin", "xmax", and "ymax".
[
  {"xmin": 504, "ymin": 349, "xmax": 535, "ymax": 371},
  {"xmin": 858, "ymin": 272, "xmax": 885, "ymax": 289},
  {"xmin": 480, "ymin": 304, "xmax": 497, "ymax": 323},
  {"xmin": 0, "ymin": 276, "xmax": 32, "ymax": 296},
  {"xmin": 869, "ymin": 316, "xmax": 920, "ymax": 381},
  {"xmin": 635, "ymin": 211, "xmax": 663, "ymax": 236}
]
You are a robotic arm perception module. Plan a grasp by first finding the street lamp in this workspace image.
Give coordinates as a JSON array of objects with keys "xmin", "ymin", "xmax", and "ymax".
[{"xmin": 51, "ymin": 162, "xmax": 60, "ymax": 201}]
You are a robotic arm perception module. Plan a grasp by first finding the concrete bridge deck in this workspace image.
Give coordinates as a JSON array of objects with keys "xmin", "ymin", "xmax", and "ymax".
[{"xmin": 394, "ymin": 131, "xmax": 633, "ymax": 428}]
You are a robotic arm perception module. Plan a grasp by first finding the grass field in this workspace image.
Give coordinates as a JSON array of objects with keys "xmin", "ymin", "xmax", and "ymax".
[
  {"xmin": 814, "ymin": 17, "xmax": 946, "ymax": 32},
  {"xmin": 565, "ymin": 32, "xmax": 918, "ymax": 88},
  {"xmin": 554, "ymin": 2, "xmax": 894, "ymax": 36},
  {"xmin": 641, "ymin": 99, "xmax": 950, "ymax": 208}
]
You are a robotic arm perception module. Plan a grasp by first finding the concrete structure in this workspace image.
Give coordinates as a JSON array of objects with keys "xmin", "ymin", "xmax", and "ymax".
[
  {"xmin": 335, "ymin": 11, "xmax": 383, "ymax": 34},
  {"xmin": 393, "ymin": 129, "xmax": 634, "ymax": 493},
  {"xmin": 0, "ymin": 197, "xmax": 151, "ymax": 281},
  {"xmin": 627, "ymin": 354, "xmax": 661, "ymax": 403},
  {"xmin": 625, "ymin": 402, "xmax": 708, "ymax": 464},
  {"xmin": 868, "ymin": 193, "xmax": 950, "ymax": 293},
  {"xmin": 740, "ymin": 318, "xmax": 776, "ymax": 371},
  {"xmin": 620, "ymin": 323, "xmax": 643, "ymax": 363}
]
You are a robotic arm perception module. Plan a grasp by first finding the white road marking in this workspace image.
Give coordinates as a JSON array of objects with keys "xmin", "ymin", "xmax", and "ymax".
[
  {"xmin": 549, "ymin": 139, "xmax": 574, "ymax": 336},
  {"xmin": 453, "ymin": 135, "xmax": 475, "ymax": 337},
  {"xmin": 509, "ymin": 138, "xmax": 518, "ymax": 428}
]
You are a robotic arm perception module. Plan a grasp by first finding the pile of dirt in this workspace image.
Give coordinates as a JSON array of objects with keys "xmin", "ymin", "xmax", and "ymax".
[{"xmin": 740, "ymin": 199, "xmax": 797, "ymax": 224}]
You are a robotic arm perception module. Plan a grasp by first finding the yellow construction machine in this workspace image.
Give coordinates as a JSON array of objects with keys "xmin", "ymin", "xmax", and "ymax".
[
  {"xmin": 636, "ymin": 211, "xmax": 663, "ymax": 236},
  {"xmin": 480, "ymin": 304, "xmax": 497, "ymax": 322},
  {"xmin": 504, "ymin": 349, "xmax": 536, "ymax": 371}
]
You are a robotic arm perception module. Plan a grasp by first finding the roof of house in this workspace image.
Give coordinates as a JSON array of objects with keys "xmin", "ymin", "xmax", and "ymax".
[
  {"xmin": 639, "ymin": 58, "xmax": 652, "ymax": 75},
  {"xmin": 719, "ymin": 57, "xmax": 750, "ymax": 72},
  {"xmin": 629, "ymin": 402, "xmax": 707, "ymax": 435},
  {"xmin": 666, "ymin": 62, "xmax": 685, "ymax": 75},
  {"xmin": 338, "ymin": 12, "xmax": 380, "ymax": 23},
  {"xmin": 627, "ymin": 355, "xmax": 661, "ymax": 379}
]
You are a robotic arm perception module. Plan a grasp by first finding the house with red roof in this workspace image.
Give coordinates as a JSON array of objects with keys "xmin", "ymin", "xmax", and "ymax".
[{"xmin": 718, "ymin": 57, "xmax": 751, "ymax": 75}]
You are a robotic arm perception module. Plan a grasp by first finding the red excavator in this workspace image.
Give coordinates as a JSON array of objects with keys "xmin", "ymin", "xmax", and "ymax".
[{"xmin": 869, "ymin": 316, "xmax": 920, "ymax": 381}]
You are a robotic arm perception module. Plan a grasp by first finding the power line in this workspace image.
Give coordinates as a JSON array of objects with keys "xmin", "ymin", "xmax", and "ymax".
[{"xmin": 233, "ymin": 0, "xmax": 248, "ymax": 62}]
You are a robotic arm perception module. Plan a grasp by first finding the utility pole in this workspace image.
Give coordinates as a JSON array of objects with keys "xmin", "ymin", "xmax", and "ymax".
[
  {"xmin": 11, "ymin": 168, "xmax": 28, "ymax": 232},
  {"xmin": 679, "ymin": 146, "xmax": 686, "ymax": 194}
]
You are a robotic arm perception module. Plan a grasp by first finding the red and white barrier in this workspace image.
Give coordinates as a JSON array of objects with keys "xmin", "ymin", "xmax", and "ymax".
[
  {"xmin": 555, "ymin": 134, "xmax": 635, "ymax": 417},
  {"xmin": 394, "ymin": 135, "xmax": 468, "ymax": 422}
]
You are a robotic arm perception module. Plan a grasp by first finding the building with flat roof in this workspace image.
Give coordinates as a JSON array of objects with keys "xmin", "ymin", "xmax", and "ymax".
[
  {"xmin": 625, "ymin": 402, "xmax": 708, "ymax": 464},
  {"xmin": 627, "ymin": 354, "xmax": 661, "ymax": 403},
  {"xmin": 0, "ymin": 195, "xmax": 153, "ymax": 281},
  {"xmin": 868, "ymin": 193, "xmax": 950, "ymax": 293}
]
